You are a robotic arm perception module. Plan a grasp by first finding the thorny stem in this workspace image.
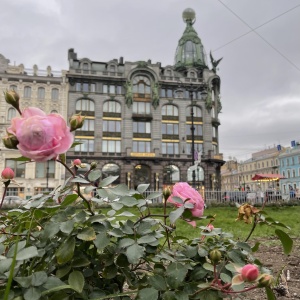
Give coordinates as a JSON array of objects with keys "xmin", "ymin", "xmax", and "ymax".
[
  {"xmin": 76, "ymin": 182, "xmax": 94, "ymax": 216},
  {"xmin": 163, "ymin": 195, "xmax": 171, "ymax": 249}
]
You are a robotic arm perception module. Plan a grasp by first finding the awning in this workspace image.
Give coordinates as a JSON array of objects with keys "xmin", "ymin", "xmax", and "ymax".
[{"xmin": 251, "ymin": 173, "xmax": 285, "ymax": 181}]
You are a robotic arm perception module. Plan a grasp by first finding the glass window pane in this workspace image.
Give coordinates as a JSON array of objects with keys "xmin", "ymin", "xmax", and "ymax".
[
  {"xmin": 82, "ymin": 83, "xmax": 89, "ymax": 92},
  {"xmin": 103, "ymin": 85, "xmax": 108, "ymax": 93},
  {"xmin": 110, "ymin": 85, "xmax": 115, "ymax": 94}
]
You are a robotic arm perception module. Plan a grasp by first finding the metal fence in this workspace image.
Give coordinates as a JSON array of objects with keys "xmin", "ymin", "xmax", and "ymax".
[{"xmin": 143, "ymin": 189, "xmax": 297, "ymax": 205}]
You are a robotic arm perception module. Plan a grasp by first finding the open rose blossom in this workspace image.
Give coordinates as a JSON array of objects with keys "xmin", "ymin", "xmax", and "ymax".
[
  {"xmin": 167, "ymin": 182, "xmax": 205, "ymax": 218},
  {"xmin": 7, "ymin": 107, "xmax": 74, "ymax": 162}
]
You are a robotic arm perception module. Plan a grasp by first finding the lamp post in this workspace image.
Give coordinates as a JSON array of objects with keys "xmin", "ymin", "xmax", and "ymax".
[{"xmin": 189, "ymin": 89, "xmax": 196, "ymax": 188}]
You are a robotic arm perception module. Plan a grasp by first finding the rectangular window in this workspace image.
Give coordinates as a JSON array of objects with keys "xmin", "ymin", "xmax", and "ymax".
[
  {"xmin": 162, "ymin": 123, "xmax": 178, "ymax": 135},
  {"xmin": 35, "ymin": 161, "xmax": 55, "ymax": 178},
  {"xmin": 162, "ymin": 142, "xmax": 179, "ymax": 154},
  {"xmin": 90, "ymin": 84, "xmax": 96, "ymax": 92},
  {"xmin": 103, "ymin": 84, "xmax": 108, "ymax": 93},
  {"xmin": 110, "ymin": 85, "xmax": 116, "ymax": 94},
  {"xmin": 186, "ymin": 124, "xmax": 203, "ymax": 136},
  {"xmin": 76, "ymin": 83, "xmax": 81, "ymax": 91},
  {"xmin": 80, "ymin": 119, "xmax": 95, "ymax": 131},
  {"xmin": 133, "ymin": 122, "xmax": 151, "ymax": 134},
  {"xmin": 186, "ymin": 143, "xmax": 203, "ymax": 154},
  {"xmin": 102, "ymin": 140, "xmax": 121, "ymax": 153},
  {"xmin": 133, "ymin": 102, "xmax": 151, "ymax": 114},
  {"xmin": 160, "ymin": 89, "xmax": 166, "ymax": 97},
  {"xmin": 38, "ymin": 87, "xmax": 45, "ymax": 99},
  {"xmin": 167, "ymin": 89, "xmax": 173, "ymax": 97},
  {"xmin": 74, "ymin": 139, "xmax": 95, "ymax": 152},
  {"xmin": 24, "ymin": 87, "xmax": 31, "ymax": 98},
  {"xmin": 5, "ymin": 159, "xmax": 25, "ymax": 178},
  {"xmin": 51, "ymin": 89, "xmax": 59, "ymax": 100},
  {"xmin": 103, "ymin": 120, "xmax": 121, "ymax": 132},
  {"xmin": 116, "ymin": 86, "xmax": 122, "ymax": 94},
  {"xmin": 133, "ymin": 141, "xmax": 151, "ymax": 152},
  {"xmin": 82, "ymin": 83, "xmax": 89, "ymax": 92}
]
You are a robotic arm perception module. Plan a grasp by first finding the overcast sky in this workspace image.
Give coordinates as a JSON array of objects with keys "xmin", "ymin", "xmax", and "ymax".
[{"xmin": 1, "ymin": 0, "xmax": 300, "ymax": 162}]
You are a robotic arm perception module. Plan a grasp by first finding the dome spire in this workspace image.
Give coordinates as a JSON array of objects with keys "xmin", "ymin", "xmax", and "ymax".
[{"xmin": 174, "ymin": 8, "xmax": 207, "ymax": 71}]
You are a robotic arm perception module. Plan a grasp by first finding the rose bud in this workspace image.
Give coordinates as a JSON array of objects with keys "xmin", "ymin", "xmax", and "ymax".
[
  {"xmin": 209, "ymin": 249, "xmax": 222, "ymax": 264},
  {"xmin": 162, "ymin": 186, "xmax": 172, "ymax": 200},
  {"xmin": 241, "ymin": 264, "xmax": 259, "ymax": 282},
  {"xmin": 1, "ymin": 167, "xmax": 15, "ymax": 180},
  {"xmin": 69, "ymin": 113, "xmax": 85, "ymax": 132},
  {"xmin": 4, "ymin": 90, "xmax": 20, "ymax": 111},
  {"xmin": 90, "ymin": 161, "xmax": 97, "ymax": 170},
  {"xmin": 2, "ymin": 133, "xmax": 19, "ymax": 149},
  {"xmin": 257, "ymin": 274, "xmax": 274, "ymax": 288},
  {"xmin": 73, "ymin": 159, "xmax": 82, "ymax": 166}
]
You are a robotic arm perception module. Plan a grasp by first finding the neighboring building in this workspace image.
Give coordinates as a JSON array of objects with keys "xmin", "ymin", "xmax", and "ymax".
[
  {"xmin": 278, "ymin": 145, "xmax": 300, "ymax": 194},
  {"xmin": 221, "ymin": 147, "xmax": 282, "ymax": 192},
  {"xmin": 66, "ymin": 8, "xmax": 225, "ymax": 191},
  {"xmin": 221, "ymin": 160, "xmax": 239, "ymax": 190},
  {"xmin": 0, "ymin": 53, "xmax": 68, "ymax": 199}
]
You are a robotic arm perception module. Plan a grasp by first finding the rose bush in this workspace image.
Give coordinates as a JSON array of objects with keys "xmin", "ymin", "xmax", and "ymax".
[
  {"xmin": 0, "ymin": 91, "xmax": 293, "ymax": 299},
  {"xmin": 7, "ymin": 107, "xmax": 73, "ymax": 161}
]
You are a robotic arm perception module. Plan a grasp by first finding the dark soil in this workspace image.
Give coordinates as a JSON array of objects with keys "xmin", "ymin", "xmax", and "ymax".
[{"xmin": 244, "ymin": 238, "xmax": 300, "ymax": 299}]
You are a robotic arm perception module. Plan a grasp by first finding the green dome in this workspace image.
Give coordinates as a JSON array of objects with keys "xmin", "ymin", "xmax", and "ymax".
[{"xmin": 174, "ymin": 8, "xmax": 207, "ymax": 71}]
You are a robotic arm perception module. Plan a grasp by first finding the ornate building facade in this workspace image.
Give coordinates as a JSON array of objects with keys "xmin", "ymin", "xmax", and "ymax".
[
  {"xmin": 0, "ymin": 53, "xmax": 68, "ymax": 199},
  {"xmin": 66, "ymin": 9, "xmax": 224, "ymax": 191}
]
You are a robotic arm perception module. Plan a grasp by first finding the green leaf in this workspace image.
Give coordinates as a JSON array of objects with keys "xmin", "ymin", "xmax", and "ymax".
[
  {"xmin": 0, "ymin": 258, "xmax": 13, "ymax": 273},
  {"xmin": 16, "ymin": 246, "xmax": 38, "ymax": 260},
  {"xmin": 252, "ymin": 242, "xmax": 260, "ymax": 252},
  {"xmin": 103, "ymin": 264, "xmax": 117, "ymax": 279},
  {"xmin": 275, "ymin": 229, "xmax": 293, "ymax": 255},
  {"xmin": 93, "ymin": 233, "xmax": 110, "ymax": 250},
  {"xmin": 220, "ymin": 273, "xmax": 232, "ymax": 283},
  {"xmin": 56, "ymin": 265, "xmax": 72, "ymax": 278},
  {"xmin": 77, "ymin": 227, "xmax": 96, "ymax": 241},
  {"xmin": 265, "ymin": 286, "xmax": 276, "ymax": 300},
  {"xmin": 68, "ymin": 271, "xmax": 84, "ymax": 293},
  {"xmin": 137, "ymin": 235, "xmax": 157, "ymax": 244},
  {"xmin": 72, "ymin": 257, "xmax": 91, "ymax": 267},
  {"xmin": 169, "ymin": 196, "xmax": 183, "ymax": 204},
  {"xmin": 138, "ymin": 287, "xmax": 158, "ymax": 300},
  {"xmin": 161, "ymin": 291, "xmax": 176, "ymax": 300},
  {"xmin": 146, "ymin": 192, "xmax": 162, "ymax": 200},
  {"xmin": 42, "ymin": 277, "xmax": 66, "ymax": 290},
  {"xmin": 60, "ymin": 194, "xmax": 78, "ymax": 207},
  {"xmin": 166, "ymin": 262, "xmax": 189, "ymax": 289},
  {"xmin": 14, "ymin": 275, "xmax": 33, "ymax": 288},
  {"xmin": 43, "ymin": 222, "xmax": 60, "ymax": 240},
  {"xmin": 11, "ymin": 156, "xmax": 31, "ymax": 161},
  {"xmin": 118, "ymin": 238, "xmax": 135, "ymax": 249},
  {"xmin": 169, "ymin": 206, "xmax": 185, "ymax": 224},
  {"xmin": 137, "ymin": 184, "xmax": 150, "ymax": 194},
  {"xmin": 119, "ymin": 196, "xmax": 138, "ymax": 207},
  {"xmin": 31, "ymin": 271, "xmax": 48, "ymax": 286},
  {"xmin": 24, "ymin": 287, "xmax": 41, "ymax": 300},
  {"xmin": 117, "ymin": 211, "xmax": 135, "ymax": 217},
  {"xmin": 88, "ymin": 169, "xmax": 102, "ymax": 181},
  {"xmin": 55, "ymin": 237, "xmax": 75, "ymax": 264},
  {"xmin": 71, "ymin": 177, "xmax": 90, "ymax": 184},
  {"xmin": 99, "ymin": 176, "xmax": 119, "ymax": 187},
  {"xmin": 203, "ymin": 263, "xmax": 214, "ymax": 272},
  {"xmin": 126, "ymin": 243, "xmax": 145, "ymax": 264},
  {"xmin": 60, "ymin": 220, "xmax": 75, "ymax": 234},
  {"xmin": 236, "ymin": 242, "xmax": 252, "ymax": 253},
  {"xmin": 110, "ymin": 202, "xmax": 123, "ymax": 210},
  {"xmin": 109, "ymin": 184, "xmax": 130, "ymax": 196},
  {"xmin": 148, "ymin": 274, "xmax": 167, "ymax": 291}
]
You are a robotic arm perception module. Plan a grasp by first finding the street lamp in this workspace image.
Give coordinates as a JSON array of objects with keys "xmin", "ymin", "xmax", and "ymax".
[{"xmin": 187, "ymin": 85, "xmax": 207, "ymax": 188}]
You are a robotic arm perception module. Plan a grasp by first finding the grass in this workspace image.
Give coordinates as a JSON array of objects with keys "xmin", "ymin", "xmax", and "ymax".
[{"xmin": 99, "ymin": 205, "xmax": 300, "ymax": 242}]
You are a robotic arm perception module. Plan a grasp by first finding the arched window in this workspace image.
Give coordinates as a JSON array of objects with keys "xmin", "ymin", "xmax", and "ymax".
[
  {"xmin": 187, "ymin": 166, "xmax": 204, "ymax": 184},
  {"xmin": 7, "ymin": 108, "xmax": 16, "ymax": 121},
  {"xmin": 9, "ymin": 85, "xmax": 17, "ymax": 91},
  {"xmin": 162, "ymin": 104, "xmax": 178, "ymax": 117},
  {"xmin": 51, "ymin": 110, "xmax": 58, "ymax": 114},
  {"xmin": 24, "ymin": 86, "xmax": 31, "ymax": 98},
  {"xmin": 38, "ymin": 87, "xmax": 45, "ymax": 99},
  {"xmin": 103, "ymin": 101, "xmax": 121, "ymax": 113},
  {"xmin": 102, "ymin": 163, "xmax": 120, "ymax": 185},
  {"xmin": 134, "ymin": 164, "xmax": 151, "ymax": 189},
  {"xmin": 132, "ymin": 76, "xmax": 151, "ymax": 95},
  {"xmin": 163, "ymin": 165, "xmax": 180, "ymax": 184},
  {"xmin": 76, "ymin": 99, "xmax": 95, "ymax": 113},
  {"xmin": 109, "ymin": 65, "xmax": 116, "ymax": 72},
  {"xmin": 51, "ymin": 88, "xmax": 59, "ymax": 100},
  {"xmin": 185, "ymin": 106, "xmax": 202, "ymax": 118},
  {"xmin": 82, "ymin": 63, "xmax": 89, "ymax": 70}
]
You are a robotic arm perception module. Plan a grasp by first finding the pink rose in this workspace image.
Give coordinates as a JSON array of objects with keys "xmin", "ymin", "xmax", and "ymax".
[
  {"xmin": 1, "ymin": 167, "xmax": 15, "ymax": 180},
  {"xmin": 168, "ymin": 182, "xmax": 205, "ymax": 219},
  {"xmin": 73, "ymin": 159, "xmax": 82, "ymax": 166},
  {"xmin": 7, "ymin": 107, "xmax": 74, "ymax": 162},
  {"xmin": 241, "ymin": 264, "xmax": 259, "ymax": 282}
]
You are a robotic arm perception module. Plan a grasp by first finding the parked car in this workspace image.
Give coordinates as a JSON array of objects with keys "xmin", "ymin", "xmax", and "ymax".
[{"xmin": 3, "ymin": 196, "xmax": 24, "ymax": 205}]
